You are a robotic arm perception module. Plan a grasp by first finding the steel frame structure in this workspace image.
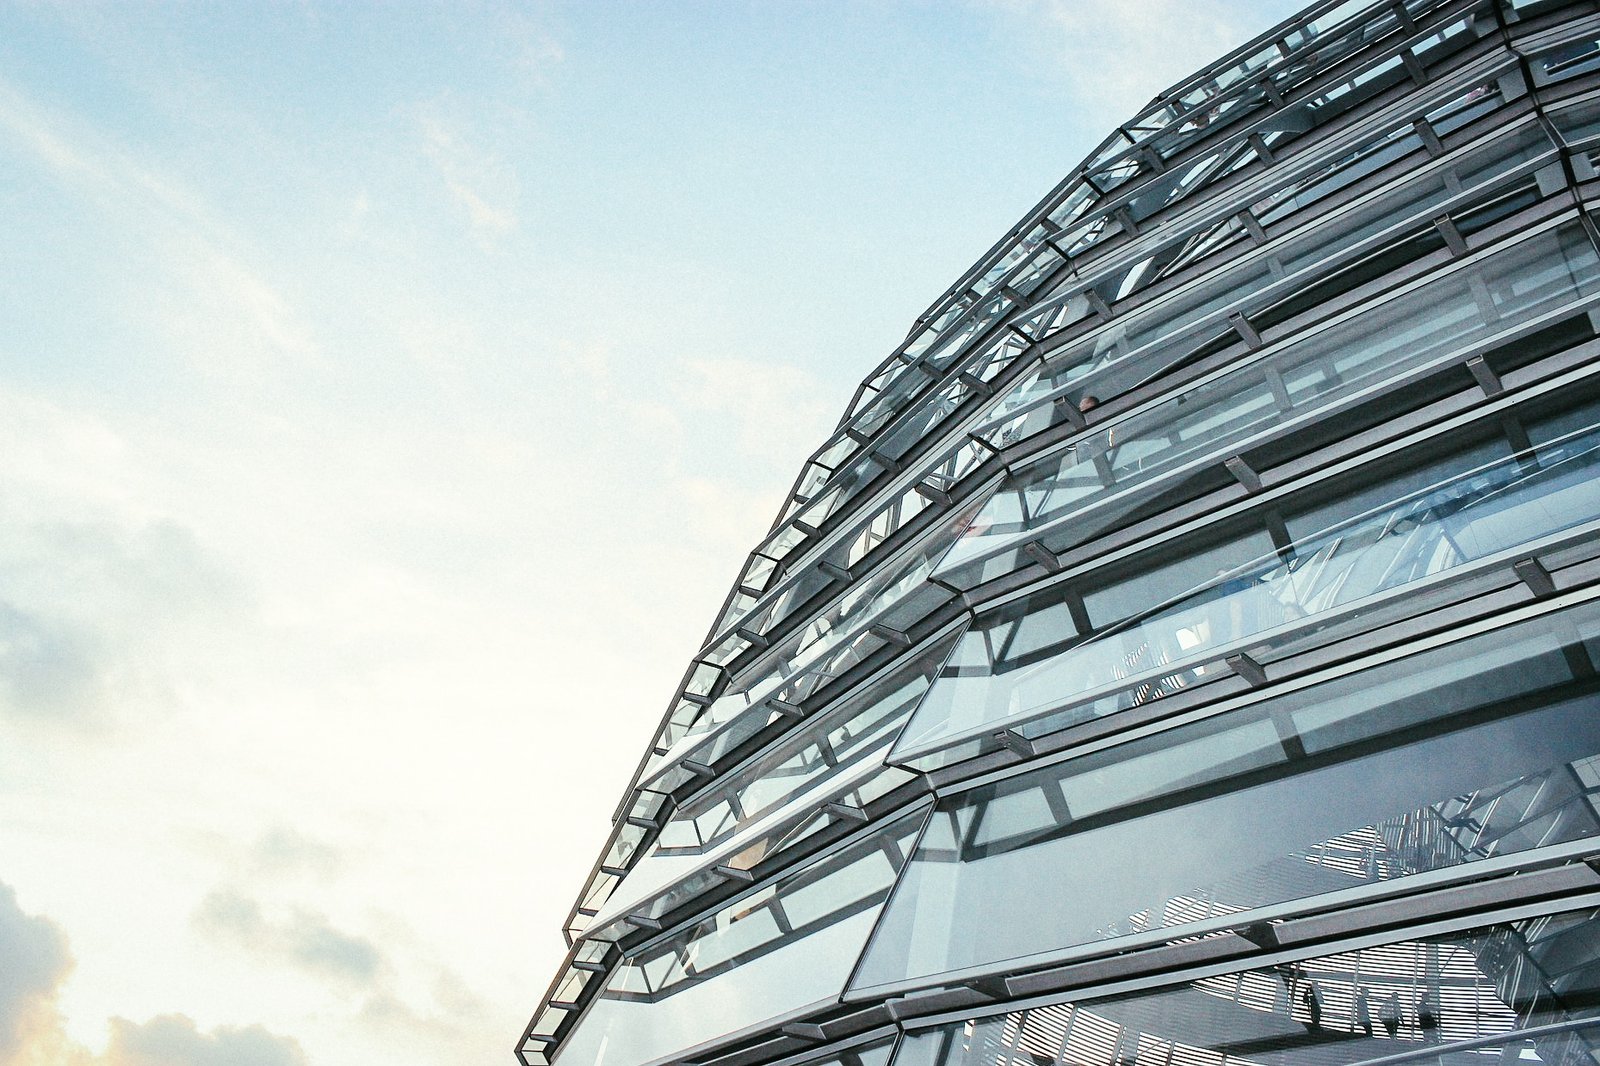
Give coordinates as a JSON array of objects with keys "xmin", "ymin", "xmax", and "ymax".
[{"xmin": 519, "ymin": 1, "xmax": 1600, "ymax": 1064}]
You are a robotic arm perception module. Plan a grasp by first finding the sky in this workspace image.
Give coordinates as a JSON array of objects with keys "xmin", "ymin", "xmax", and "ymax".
[{"xmin": 0, "ymin": 2, "xmax": 1303, "ymax": 1065}]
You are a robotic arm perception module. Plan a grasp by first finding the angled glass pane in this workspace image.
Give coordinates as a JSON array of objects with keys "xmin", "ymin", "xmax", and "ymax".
[
  {"xmin": 985, "ymin": 119, "xmax": 1550, "ymax": 444},
  {"xmin": 895, "ymin": 422, "xmax": 1600, "ymax": 762},
  {"xmin": 853, "ymin": 593, "xmax": 1600, "ymax": 996},
  {"xmin": 585, "ymin": 634, "xmax": 956, "ymax": 935},
  {"xmin": 896, "ymin": 903, "xmax": 1600, "ymax": 1066},
  {"xmin": 645, "ymin": 498, "xmax": 980, "ymax": 785},
  {"xmin": 554, "ymin": 807, "xmax": 927, "ymax": 1066},
  {"xmin": 935, "ymin": 219, "xmax": 1600, "ymax": 591}
]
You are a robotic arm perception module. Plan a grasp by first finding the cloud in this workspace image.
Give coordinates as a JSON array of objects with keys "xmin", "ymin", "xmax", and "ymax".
[
  {"xmin": 0, "ymin": 880, "xmax": 304, "ymax": 1066},
  {"xmin": 289, "ymin": 916, "xmax": 383, "ymax": 986},
  {"xmin": 194, "ymin": 889, "xmax": 383, "ymax": 987},
  {"xmin": 0, "ymin": 882, "xmax": 73, "ymax": 1061},
  {"xmin": 984, "ymin": 0, "xmax": 1300, "ymax": 119},
  {"xmin": 354, "ymin": 968, "xmax": 491, "ymax": 1056},
  {"xmin": 0, "ymin": 75, "xmax": 318, "ymax": 372},
  {"xmin": 0, "ymin": 516, "xmax": 234, "ymax": 728},
  {"xmin": 673, "ymin": 355, "xmax": 834, "ymax": 456},
  {"xmin": 0, "ymin": 392, "xmax": 246, "ymax": 731},
  {"xmin": 101, "ymin": 1016, "xmax": 306, "ymax": 1066},
  {"xmin": 419, "ymin": 108, "xmax": 520, "ymax": 242},
  {"xmin": 0, "ymin": 601, "xmax": 106, "ymax": 726},
  {"xmin": 10, "ymin": 1015, "xmax": 308, "ymax": 1066},
  {"xmin": 188, "ymin": 885, "xmax": 495, "ymax": 1055},
  {"xmin": 250, "ymin": 827, "xmax": 342, "ymax": 881},
  {"xmin": 156, "ymin": 235, "xmax": 319, "ymax": 368},
  {"xmin": 499, "ymin": 12, "xmax": 564, "ymax": 84}
]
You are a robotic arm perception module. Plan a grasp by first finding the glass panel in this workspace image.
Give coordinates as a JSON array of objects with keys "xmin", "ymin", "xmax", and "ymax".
[
  {"xmin": 762, "ymin": 0, "xmax": 1496, "ymax": 596},
  {"xmin": 665, "ymin": 644, "xmax": 945, "ymax": 853},
  {"xmin": 855, "ymin": 1042, "xmax": 895, "ymax": 1066},
  {"xmin": 1534, "ymin": 37, "xmax": 1600, "ymax": 86},
  {"xmin": 553, "ymin": 809, "xmax": 926, "ymax": 1066},
  {"xmin": 1081, "ymin": 530, "xmax": 1276, "ymax": 630},
  {"xmin": 984, "ymin": 120, "xmax": 1550, "ymax": 443},
  {"xmin": 898, "ymin": 423, "xmax": 1600, "ymax": 761},
  {"xmin": 1549, "ymin": 96, "xmax": 1600, "ymax": 147},
  {"xmin": 586, "ymin": 637, "xmax": 955, "ymax": 935},
  {"xmin": 565, "ymin": 818, "xmax": 655, "ymax": 941},
  {"xmin": 901, "ymin": 904, "xmax": 1600, "ymax": 1066},
  {"xmin": 551, "ymin": 967, "xmax": 593, "ymax": 1007},
  {"xmin": 588, "ymin": 801, "xmax": 866, "ymax": 942},
  {"xmin": 646, "ymin": 497, "xmax": 979, "ymax": 784},
  {"xmin": 852, "ymin": 594, "xmax": 1600, "ymax": 995},
  {"xmin": 936, "ymin": 220, "xmax": 1600, "ymax": 591},
  {"xmin": 731, "ymin": 336, "xmax": 1029, "ymax": 655},
  {"xmin": 728, "ymin": 480, "xmax": 946, "ymax": 655}
]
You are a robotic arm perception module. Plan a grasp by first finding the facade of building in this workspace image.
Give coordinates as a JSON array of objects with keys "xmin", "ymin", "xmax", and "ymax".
[{"xmin": 519, "ymin": 0, "xmax": 1600, "ymax": 1064}]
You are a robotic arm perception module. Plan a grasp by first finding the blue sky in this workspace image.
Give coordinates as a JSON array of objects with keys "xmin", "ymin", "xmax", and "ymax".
[{"xmin": 0, "ymin": 2, "xmax": 1302, "ymax": 1064}]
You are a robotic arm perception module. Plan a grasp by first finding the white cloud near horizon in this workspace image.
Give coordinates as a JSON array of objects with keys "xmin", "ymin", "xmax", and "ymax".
[{"xmin": 0, "ymin": 879, "xmax": 308, "ymax": 1066}]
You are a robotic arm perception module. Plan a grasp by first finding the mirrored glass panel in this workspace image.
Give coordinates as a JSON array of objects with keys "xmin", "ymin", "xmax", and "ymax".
[
  {"xmin": 649, "ymin": 500, "xmax": 979, "ymax": 785},
  {"xmin": 896, "ymin": 423, "xmax": 1600, "ymax": 762},
  {"xmin": 853, "ymin": 594, "xmax": 1600, "ymax": 995},
  {"xmin": 935, "ymin": 219, "xmax": 1600, "ymax": 590},
  {"xmin": 585, "ymin": 636, "xmax": 956, "ymax": 936},
  {"xmin": 894, "ymin": 904, "xmax": 1600, "ymax": 1066},
  {"xmin": 554, "ymin": 808, "xmax": 926, "ymax": 1066},
  {"xmin": 986, "ymin": 121, "xmax": 1552, "ymax": 444}
]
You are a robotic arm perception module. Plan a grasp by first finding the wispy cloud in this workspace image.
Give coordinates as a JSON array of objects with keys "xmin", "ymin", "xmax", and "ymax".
[
  {"xmin": 193, "ymin": 889, "xmax": 383, "ymax": 988},
  {"xmin": 249, "ymin": 827, "xmax": 343, "ymax": 881},
  {"xmin": 982, "ymin": 0, "xmax": 1299, "ymax": 119},
  {"xmin": 357, "ymin": 970, "xmax": 490, "ymax": 1048},
  {"xmin": 0, "ymin": 602, "xmax": 106, "ymax": 727},
  {"xmin": 501, "ymin": 13, "xmax": 564, "ymax": 85},
  {"xmin": 188, "ymin": 884, "xmax": 496, "ymax": 1055},
  {"xmin": 419, "ymin": 106, "xmax": 520, "ymax": 243},
  {"xmin": 0, "ymin": 74, "xmax": 317, "ymax": 371},
  {"xmin": 0, "ymin": 390, "xmax": 245, "ymax": 732},
  {"xmin": 674, "ymin": 355, "xmax": 834, "ymax": 457}
]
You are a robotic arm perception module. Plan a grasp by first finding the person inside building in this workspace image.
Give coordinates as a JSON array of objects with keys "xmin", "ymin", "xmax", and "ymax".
[{"xmin": 1380, "ymin": 992, "xmax": 1402, "ymax": 1038}]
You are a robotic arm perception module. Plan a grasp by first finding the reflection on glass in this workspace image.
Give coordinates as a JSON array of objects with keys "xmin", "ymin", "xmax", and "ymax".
[
  {"xmin": 936, "ymin": 220, "xmax": 1600, "ymax": 589},
  {"xmin": 585, "ymin": 641, "xmax": 953, "ymax": 938},
  {"xmin": 896, "ymin": 904, "xmax": 1600, "ymax": 1066},
  {"xmin": 990, "ymin": 121, "xmax": 1544, "ymax": 453},
  {"xmin": 649, "ymin": 499, "xmax": 978, "ymax": 785},
  {"xmin": 720, "ymin": 0, "xmax": 1504, "ymax": 652},
  {"xmin": 566, "ymin": 816, "xmax": 658, "ymax": 940},
  {"xmin": 898, "ymin": 421, "xmax": 1600, "ymax": 762},
  {"xmin": 553, "ymin": 809, "xmax": 925, "ymax": 1066},
  {"xmin": 733, "ymin": 431, "xmax": 996, "ymax": 652},
  {"xmin": 1534, "ymin": 36, "xmax": 1600, "ymax": 85},
  {"xmin": 852, "ymin": 595, "xmax": 1600, "ymax": 995},
  {"xmin": 661, "ymin": 663, "xmax": 937, "ymax": 854},
  {"xmin": 588, "ymin": 793, "xmax": 886, "ymax": 943}
]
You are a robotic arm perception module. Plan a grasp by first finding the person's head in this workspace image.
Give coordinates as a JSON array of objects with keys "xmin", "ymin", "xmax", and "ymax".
[{"xmin": 1077, "ymin": 394, "xmax": 1101, "ymax": 413}]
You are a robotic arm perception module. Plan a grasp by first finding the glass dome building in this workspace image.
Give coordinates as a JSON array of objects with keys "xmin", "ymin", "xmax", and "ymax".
[{"xmin": 520, "ymin": 0, "xmax": 1600, "ymax": 1063}]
